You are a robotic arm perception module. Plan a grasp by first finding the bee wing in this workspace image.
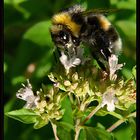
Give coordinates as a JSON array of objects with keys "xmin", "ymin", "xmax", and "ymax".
[{"xmin": 81, "ymin": 8, "xmax": 123, "ymax": 16}]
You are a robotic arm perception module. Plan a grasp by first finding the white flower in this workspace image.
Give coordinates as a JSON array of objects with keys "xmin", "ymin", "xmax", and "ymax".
[
  {"xmin": 109, "ymin": 54, "xmax": 125, "ymax": 81},
  {"xmin": 101, "ymin": 89, "xmax": 118, "ymax": 112},
  {"xmin": 16, "ymin": 79, "xmax": 40, "ymax": 109},
  {"xmin": 59, "ymin": 51, "xmax": 81, "ymax": 73}
]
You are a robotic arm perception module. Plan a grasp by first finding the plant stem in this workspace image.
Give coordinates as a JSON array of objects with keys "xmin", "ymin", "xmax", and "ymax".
[
  {"xmin": 107, "ymin": 111, "xmax": 136, "ymax": 132},
  {"xmin": 107, "ymin": 118, "xmax": 125, "ymax": 132},
  {"xmin": 68, "ymin": 92, "xmax": 74, "ymax": 104},
  {"xmin": 75, "ymin": 127, "xmax": 81, "ymax": 140},
  {"xmin": 74, "ymin": 119, "xmax": 81, "ymax": 140},
  {"xmin": 51, "ymin": 122, "xmax": 59, "ymax": 140},
  {"xmin": 80, "ymin": 104, "xmax": 102, "ymax": 126}
]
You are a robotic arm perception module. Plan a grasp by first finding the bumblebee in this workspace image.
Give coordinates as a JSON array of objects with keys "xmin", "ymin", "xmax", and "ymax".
[{"xmin": 50, "ymin": 4, "xmax": 122, "ymax": 72}]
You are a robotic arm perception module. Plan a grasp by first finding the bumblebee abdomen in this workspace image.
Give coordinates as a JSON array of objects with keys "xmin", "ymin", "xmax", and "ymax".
[
  {"xmin": 106, "ymin": 26, "xmax": 122, "ymax": 55},
  {"xmin": 80, "ymin": 14, "xmax": 122, "ymax": 70},
  {"xmin": 96, "ymin": 15, "xmax": 122, "ymax": 54},
  {"xmin": 81, "ymin": 15, "xmax": 121, "ymax": 53}
]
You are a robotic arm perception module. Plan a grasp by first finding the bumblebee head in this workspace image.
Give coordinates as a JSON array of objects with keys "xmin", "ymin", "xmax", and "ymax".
[
  {"xmin": 50, "ymin": 24, "xmax": 81, "ymax": 52},
  {"xmin": 50, "ymin": 8, "xmax": 83, "ymax": 51},
  {"xmin": 50, "ymin": 24, "xmax": 70, "ymax": 49}
]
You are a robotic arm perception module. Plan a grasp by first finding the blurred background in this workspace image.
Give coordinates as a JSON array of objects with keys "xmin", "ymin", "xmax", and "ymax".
[{"xmin": 4, "ymin": 0, "xmax": 136, "ymax": 140}]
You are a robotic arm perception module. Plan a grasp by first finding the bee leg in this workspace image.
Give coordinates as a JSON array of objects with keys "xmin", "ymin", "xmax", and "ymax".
[
  {"xmin": 100, "ymin": 47, "xmax": 111, "ymax": 61},
  {"xmin": 92, "ymin": 52, "xmax": 107, "ymax": 71},
  {"xmin": 92, "ymin": 52, "xmax": 109, "ymax": 80},
  {"xmin": 53, "ymin": 51, "xmax": 58, "ymax": 63},
  {"xmin": 53, "ymin": 47, "xmax": 61, "ymax": 64},
  {"xmin": 94, "ymin": 29, "xmax": 111, "ymax": 60},
  {"xmin": 97, "ymin": 60, "xmax": 107, "ymax": 71}
]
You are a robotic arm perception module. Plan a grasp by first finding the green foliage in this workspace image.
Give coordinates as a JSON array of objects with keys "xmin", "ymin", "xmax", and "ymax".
[
  {"xmin": 4, "ymin": 0, "xmax": 136, "ymax": 140},
  {"xmin": 79, "ymin": 126, "xmax": 113, "ymax": 140},
  {"xmin": 5, "ymin": 108, "xmax": 38, "ymax": 124},
  {"xmin": 113, "ymin": 123, "xmax": 136, "ymax": 140},
  {"xmin": 60, "ymin": 96, "xmax": 74, "ymax": 125},
  {"xmin": 132, "ymin": 66, "xmax": 136, "ymax": 82},
  {"xmin": 33, "ymin": 117, "xmax": 49, "ymax": 129}
]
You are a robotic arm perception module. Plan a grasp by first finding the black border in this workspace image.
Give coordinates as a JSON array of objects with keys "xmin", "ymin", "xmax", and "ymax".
[
  {"xmin": 136, "ymin": 0, "xmax": 140, "ymax": 139},
  {"xmin": 0, "ymin": 0, "xmax": 4, "ymax": 140}
]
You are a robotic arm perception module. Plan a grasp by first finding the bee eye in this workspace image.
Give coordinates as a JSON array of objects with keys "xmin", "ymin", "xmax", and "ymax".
[
  {"xmin": 59, "ymin": 31, "xmax": 69, "ymax": 41},
  {"xmin": 73, "ymin": 39, "xmax": 76, "ymax": 43},
  {"xmin": 72, "ymin": 37, "xmax": 80, "ymax": 46}
]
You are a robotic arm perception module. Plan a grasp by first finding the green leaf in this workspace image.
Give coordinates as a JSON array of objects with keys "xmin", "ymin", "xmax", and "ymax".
[
  {"xmin": 12, "ymin": 76, "xmax": 26, "ymax": 85},
  {"xmin": 108, "ymin": 111, "xmax": 123, "ymax": 120},
  {"xmin": 56, "ymin": 96, "xmax": 75, "ymax": 140},
  {"xmin": 96, "ymin": 122, "xmax": 106, "ymax": 130},
  {"xmin": 79, "ymin": 126, "xmax": 112, "ymax": 140},
  {"xmin": 116, "ymin": 21, "xmax": 136, "ymax": 39},
  {"xmin": 4, "ymin": 0, "xmax": 26, "ymax": 4},
  {"xmin": 61, "ymin": 96, "xmax": 74, "ymax": 125},
  {"xmin": 121, "ymin": 68, "xmax": 133, "ymax": 80},
  {"xmin": 87, "ymin": 107, "xmax": 122, "ymax": 118},
  {"xmin": 94, "ymin": 108, "xmax": 123, "ymax": 119},
  {"xmin": 23, "ymin": 20, "xmax": 53, "ymax": 47},
  {"xmin": 93, "ymin": 108, "xmax": 108, "ymax": 116},
  {"xmin": 33, "ymin": 50, "xmax": 53, "ymax": 78},
  {"xmin": 5, "ymin": 108, "xmax": 38, "ymax": 124},
  {"xmin": 4, "ymin": 0, "xmax": 30, "ymax": 19},
  {"xmin": 57, "ymin": 125, "xmax": 73, "ymax": 140},
  {"xmin": 114, "ymin": 123, "xmax": 136, "ymax": 140},
  {"xmin": 128, "ymin": 118, "xmax": 136, "ymax": 139},
  {"xmin": 4, "ymin": 98, "xmax": 16, "ymax": 134},
  {"xmin": 132, "ymin": 66, "xmax": 136, "ymax": 80},
  {"xmin": 86, "ymin": 0, "xmax": 110, "ymax": 9},
  {"xmin": 33, "ymin": 117, "xmax": 49, "ymax": 129},
  {"xmin": 12, "ymin": 20, "xmax": 54, "ymax": 76},
  {"xmin": 110, "ymin": 0, "xmax": 136, "ymax": 10},
  {"xmin": 57, "ymin": 121, "xmax": 74, "ymax": 132},
  {"xmin": 128, "ymin": 104, "xmax": 136, "ymax": 113}
]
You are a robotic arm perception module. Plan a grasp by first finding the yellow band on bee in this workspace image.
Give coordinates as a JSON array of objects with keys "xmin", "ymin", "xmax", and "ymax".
[
  {"xmin": 52, "ymin": 13, "xmax": 81, "ymax": 37},
  {"xmin": 98, "ymin": 15, "xmax": 111, "ymax": 31}
]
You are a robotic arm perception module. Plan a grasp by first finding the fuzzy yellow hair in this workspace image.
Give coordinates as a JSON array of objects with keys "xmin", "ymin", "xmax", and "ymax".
[
  {"xmin": 98, "ymin": 15, "xmax": 111, "ymax": 31},
  {"xmin": 52, "ymin": 12, "xmax": 81, "ymax": 37}
]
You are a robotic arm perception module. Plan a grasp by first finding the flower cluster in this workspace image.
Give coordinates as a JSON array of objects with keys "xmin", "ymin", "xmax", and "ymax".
[
  {"xmin": 16, "ymin": 79, "xmax": 64, "ymax": 127},
  {"xmin": 101, "ymin": 79, "xmax": 136, "ymax": 112},
  {"xmin": 14, "ymin": 59, "xmax": 136, "ymax": 132},
  {"xmin": 48, "ymin": 62, "xmax": 136, "ymax": 113},
  {"xmin": 8, "ymin": 43, "xmax": 136, "ymax": 136}
]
